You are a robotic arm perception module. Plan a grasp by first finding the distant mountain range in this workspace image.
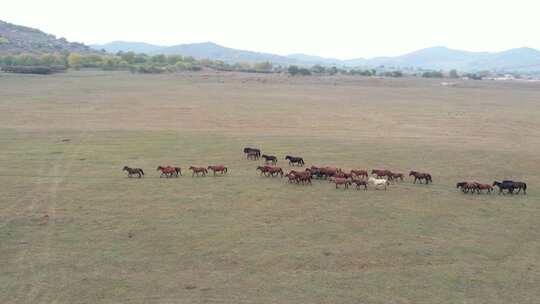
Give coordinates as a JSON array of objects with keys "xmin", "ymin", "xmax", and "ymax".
[
  {"xmin": 92, "ymin": 41, "xmax": 540, "ymax": 72},
  {"xmin": 0, "ymin": 20, "xmax": 93, "ymax": 55},
  {"xmin": 1, "ymin": 19, "xmax": 539, "ymax": 72}
]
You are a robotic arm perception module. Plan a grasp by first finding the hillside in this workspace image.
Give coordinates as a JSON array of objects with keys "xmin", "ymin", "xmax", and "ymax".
[{"xmin": 0, "ymin": 20, "xmax": 93, "ymax": 55}]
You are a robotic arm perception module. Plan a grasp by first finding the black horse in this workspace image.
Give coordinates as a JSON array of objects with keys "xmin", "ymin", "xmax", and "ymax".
[
  {"xmin": 243, "ymin": 147, "xmax": 261, "ymax": 160},
  {"xmin": 285, "ymin": 155, "xmax": 305, "ymax": 166},
  {"xmin": 493, "ymin": 180, "xmax": 527, "ymax": 195},
  {"xmin": 123, "ymin": 166, "xmax": 144, "ymax": 178},
  {"xmin": 261, "ymin": 154, "xmax": 277, "ymax": 165}
]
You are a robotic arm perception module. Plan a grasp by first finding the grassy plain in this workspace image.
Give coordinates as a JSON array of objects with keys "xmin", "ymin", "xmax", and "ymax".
[{"xmin": 1, "ymin": 70, "xmax": 539, "ymax": 303}]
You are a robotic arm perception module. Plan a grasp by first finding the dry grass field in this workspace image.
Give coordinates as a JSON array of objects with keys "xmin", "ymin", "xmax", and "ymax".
[{"xmin": 1, "ymin": 70, "xmax": 539, "ymax": 303}]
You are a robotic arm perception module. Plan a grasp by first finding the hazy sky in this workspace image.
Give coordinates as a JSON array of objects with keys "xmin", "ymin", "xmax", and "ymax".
[{"xmin": 2, "ymin": 0, "xmax": 539, "ymax": 59}]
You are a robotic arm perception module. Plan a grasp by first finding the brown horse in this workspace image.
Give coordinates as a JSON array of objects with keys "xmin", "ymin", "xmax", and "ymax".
[
  {"xmin": 390, "ymin": 172, "xmax": 404, "ymax": 182},
  {"xmin": 256, "ymin": 165, "xmax": 272, "ymax": 176},
  {"xmin": 457, "ymin": 182, "xmax": 477, "ymax": 193},
  {"xmin": 123, "ymin": 166, "xmax": 144, "ymax": 178},
  {"xmin": 267, "ymin": 166, "xmax": 284, "ymax": 177},
  {"xmin": 287, "ymin": 170, "xmax": 312, "ymax": 185},
  {"xmin": 333, "ymin": 177, "xmax": 351, "ymax": 190},
  {"xmin": 350, "ymin": 170, "xmax": 368, "ymax": 179},
  {"xmin": 157, "ymin": 166, "xmax": 178, "ymax": 178},
  {"xmin": 208, "ymin": 165, "xmax": 228, "ymax": 176},
  {"xmin": 409, "ymin": 171, "xmax": 432, "ymax": 184},
  {"xmin": 189, "ymin": 166, "xmax": 208, "ymax": 177},
  {"xmin": 474, "ymin": 182, "xmax": 493, "ymax": 194}
]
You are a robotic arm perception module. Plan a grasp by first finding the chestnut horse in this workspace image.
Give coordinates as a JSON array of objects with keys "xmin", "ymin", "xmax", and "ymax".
[
  {"xmin": 287, "ymin": 170, "xmax": 312, "ymax": 185},
  {"xmin": 123, "ymin": 166, "xmax": 144, "ymax": 178},
  {"xmin": 266, "ymin": 166, "xmax": 284, "ymax": 177},
  {"xmin": 157, "ymin": 166, "xmax": 177, "ymax": 178},
  {"xmin": 371, "ymin": 169, "xmax": 394, "ymax": 181},
  {"xmin": 257, "ymin": 165, "xmax": 272, "ymax": 175},
  {"xmin": 474, "ymin": 182, "xmax": 493, "ymax": 194},
  {"xmin": 208, "ymin": 165, "xmax": 227, "ymax": 176},
  {"xmin": 333, "ymin": 177, "xmax": 352, "ymax": 189},
  {"xmin": 409, "ymin": 171, "xmax": 432, "ymax": 184},
  {"xmin": 189, "ymin": 166, "xmax": 208, "ymax": 177}
]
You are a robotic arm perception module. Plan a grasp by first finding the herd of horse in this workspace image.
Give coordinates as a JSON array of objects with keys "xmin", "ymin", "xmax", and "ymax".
[
  {"xmin": 121, "ymin": 147, "xmax": 528, "ymax": 195},
  {"xmin": 457, "ymin": 181, "xmax": 527, "ymax": 195},
  {"xmin": 248, "ymin": 147, "xmax": 430, "ymax": 191}
]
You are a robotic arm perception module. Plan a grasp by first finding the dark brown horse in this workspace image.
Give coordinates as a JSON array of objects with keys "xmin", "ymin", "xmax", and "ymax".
[
  {"xmin": 189, "ymin": 166, "xmax": 208, "ymax": 177},
  {"xmin": 123, "ymin": 166, "xmax": 144, "ymax": 178},
  {"xmin": 207, "ymin": 165, "xmax": 228, "ymax": 176},
  {"xmin": 285, "ymin": 155, "xmax": 304, "ymax": 166},
  {"xmin": 261, "ymin": 154, "xmax": 277, "ymax": 165},
  {"xmin": 244, "ymin": 147, "xmax": 261, "ymax": 160},
  {"xmin": 409, "ymin": 171, "xmax": 432, "ymax": 184},
  {"xmin": 457, "ymin": 181, "xmax": 477, "ymax": 193},
  {"xmin": 352, "ymin": 179, "xmax": 368, "ymax": 190},
  {"xmin": 246, "ymin": 151, "xmax": 259, "ymax": 160},
  {"xmin": 390, "ymin": 172, "xmax": 404, "ymax": 182}
]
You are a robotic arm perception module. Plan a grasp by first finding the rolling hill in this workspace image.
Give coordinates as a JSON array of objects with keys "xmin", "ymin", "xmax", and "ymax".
[
  {"xmin": 2, "ymin": 19, "xmax": 539, "ymax": 72},
  {"xmin": 0, "ymin": 20, "xmax": 93, "ymax": 55},
  {"xmin": 92, "ymin": 41, "xmax": 540, "ymax": 72}
]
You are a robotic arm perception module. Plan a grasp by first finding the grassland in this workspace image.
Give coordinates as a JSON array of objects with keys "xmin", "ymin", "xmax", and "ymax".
[{"xmin": 1, "ymin": 70, "xmax": 539, "ymax": 304}]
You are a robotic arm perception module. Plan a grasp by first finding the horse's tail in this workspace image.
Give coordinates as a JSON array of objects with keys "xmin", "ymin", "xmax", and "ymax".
[
  {"xmin": 225, "ymin": 167, "xmax": 228, "ymax": 173},
  {"xmin": 140, "ymin": 169, "xmax": 145, "ymax": 176}
]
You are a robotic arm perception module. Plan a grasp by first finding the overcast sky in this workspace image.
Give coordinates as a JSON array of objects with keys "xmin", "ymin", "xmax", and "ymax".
[{"xmin": 2, "ymin": 0, "xmax": 538, "ymax": 59}]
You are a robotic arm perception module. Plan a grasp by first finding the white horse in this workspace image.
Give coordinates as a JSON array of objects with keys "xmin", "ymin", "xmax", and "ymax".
[{"xmin": 368, "ymin": 177, "xmax": 390, "ymax": 190}]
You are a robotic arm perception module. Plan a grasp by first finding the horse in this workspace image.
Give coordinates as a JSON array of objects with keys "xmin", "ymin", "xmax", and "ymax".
[
  {"xmin": 261, "ymin": 154, "xmax": 277, "ymax": 165},
  {"xmin": 352, "ymin": 179, "xmax": 368, "ymax": 190},
  {"xmin": 368, "ymin": 177, "xmax": 390, "ymax": 190},
  {"xmin": 244, "ymin": 147, "xmax": 261, "ymax": 160},
  {"xmin": 285, "ymin": 155, "xmax": 305, "ymax": 167},
  {"xmin": 157, "ymin": 166, "xmax": 178, "ymax": 178},
  {"xmin": 474, "ymin": 182, "xmax": 493, "ymax": 194},
  {"xmin": 333, "ymin": 171, "xmax": 353, "ymax": 180},
  {"xmin": 246, "ymin": 151, "xmax": 260, "ymax": 160},
  {"xmin": 350, "ymin": 170, "xmax": 368, "ymax": 179},
  {"xmin": 333, "ymin": 177, "xmax": 351, "ymax": 190},
  {"xmin": 493, "ymin": 181, "xmax": 527, "ymax": 195},
  {"xmin": 207, "ymin": 165, "xmax": 227, "ymax": 176},
  {"xmin": 319, "ymin": 167, "xmax": 341, "ymax": 179},
  {"xmin": 256, "ymin": 166, "xmax": 272, "ymax": 176},
  {"xmin": 409, "ymin": 171, "xmax": 432, "ymax": 184},
  {"xmin": 266, "ymin": 166, "xmax": 284, "ymax": 177},
  {"xmin": 123, "ymin": 166, "xmax": 144, "ymax": 178},
  {"xmin": 456, "ymin": 181, "xmax": 477, "ymax": 193},
  {"xmin": 189, "ymin": 166, "xmax": 208, "ymax": 177},
  {"xmin": 288, "ymin": 170, "xmax": 311, "ymax": 185},
  {"xmin": 390, "ymin": 172, "xmax": 404, "ymax": 182}
]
